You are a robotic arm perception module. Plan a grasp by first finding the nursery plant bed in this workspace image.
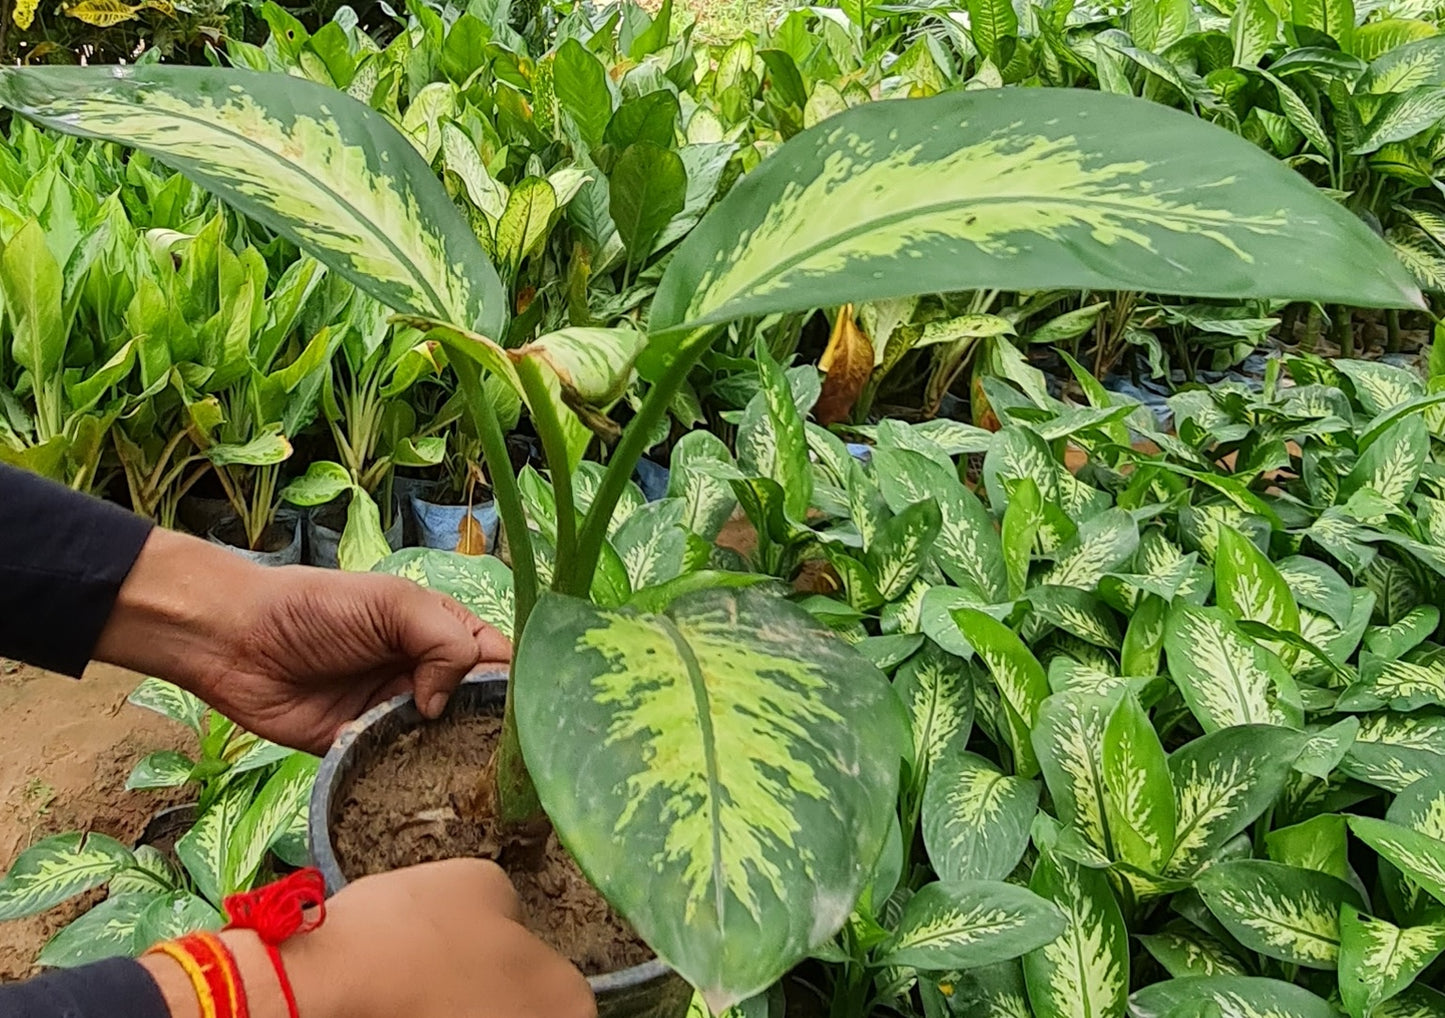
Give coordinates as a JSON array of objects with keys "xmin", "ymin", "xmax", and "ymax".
[{"xmin": 311, "ymin": 675, "xmax": 692, "ymax": 1018}]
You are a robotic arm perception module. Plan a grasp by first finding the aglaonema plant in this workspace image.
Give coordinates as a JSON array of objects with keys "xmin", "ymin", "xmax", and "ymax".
[{"xmin": 0, "ymin": 62, "xmax": 1423, "ymax": 1010}]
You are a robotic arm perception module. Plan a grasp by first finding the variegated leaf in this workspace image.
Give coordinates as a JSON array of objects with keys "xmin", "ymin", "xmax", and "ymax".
[
  {"xmin": 1277, "ymin": 556, "xmax": 1354, "ymax": 629},
  {"xmin": 1344, "ymin": 415, "xmax": 1430, "ymax": 510},
  {"xmin": 0, "ymin": 833, "xmax": 134, "ymax": 920},
  {"xmin": 1048, "ymin": 657, "xmax": 1133, "ymax": 698},
  {"xmin": 920, "ymin": 585, "xmax": 1006, "ymax": 658},
  {"xmin": 176, "ymin": 778, "xmax": 254, "ymax": 908},
  {"xmin": 1023, "ymin": 848, "xmax": 1128, "ymax": 1018},
  {"xmin": 371, "ymin": 547, "xmax": 515, "ymax": 638},
  {"xmin": 650, "ymin": 88, "xmax": 1420, "ymax": 338},
  {"xmin": 612, "ymin": 500, "xmax": 693, "ymax": 592},
  {"xmin": 1196, "ymin": 859, "xmax": 1362, "ymax": 968},
  {"xmin": 226, "ymin": 752, "xmax": 317, "ymax": 893},
  {"xmin": 1163, "ymin": 603, "xmax": 1303, "ymax": 733},
  {"xmin": 1367, "ymin": 606, "xmax": 1441, "ymax": 660},
  {"xmin": 128, "ymin": 678, "xmax": 206, "ymax": 735},
  {"xmin": 1103, "ymin": 690, "xmax": 1175, "ymax": 872},
  {"xmin": 1339, "ymin": 907, "xmax": 1445, "ymax": 1018},
  {"xmin": 1129, "ymin": 976, "xmax": 1338, "ymax": 1018},
  {"xmin": 984, "ymin": 427, "xmax": 1064, "ymax": 511},
  {"xmin": 1040, "ymin": 509, "xmax": 1140, "ymax": 591},
  {"xmin": 938, "ymin": 961, "xmax": 1033, "ymax": 1018},
  {"xmin": 1337, "ymin": 360, "xmax": 1427, "ymax": 416},
  {"xmin": 957, "ymin": 609, "xmax": 1051, "ymax": 777},
  {"xmin": 878, "ymin": 880, "xmax": 1064, "ymax": 970},
  {"xmin": 1342, "ymin": 712, "xmax": 1445, "ymax": 793},
  {"xmin": 36, "ymin": 893, "xmax": 157, "ymax": 968},
  {"xmin": 0, "ymin": 67, "xmax": 505, "ymax": 337},
  {"xmin": 1138, "ymin": 927, "xmax": 1248, "ymax": 978},
  {"xmin": 1374, "ymin": 985, "xmax": 1445, "ymax": 1018},
  {"xmin": 922, "ymin": 749, "xmax": 1038, "ymax": 883},
  {"xmin": 126, "ymin": 750, "xmax": 196, "ymax": 791},
  {"xmin": 1032, "ymin": 691, "xmax": 1114, "ymax": 858},
  {"xmin": 111, "ymin": 847, "xmax": 179, "ymax": 897},
  {"xmin": 1215, "ymin": 528, "xmax": 1300, "ymax": 636},
  {"xmin": 512, "ymin": 587, "xmax": 908, "ymax": 1012},
  {"xmin": 1166, "ymin": 725, "xmax": 1304, "ymax": 879},
  {"xmin": 667, "ymin": 431, "xmax": 738, "ymax": 541},
  {"xmin": 867, "ymin": 501, "xmax": 943, "ymax": 600},
  {"xmin": 1390, "ymin": 773, "xmax": 1445, "ymax": 840},
  {"xmin": 135, "ymin": 891, "xmax": 222, "ymax": 951},
  {"xmin": 1349, "ymin": 817, "xmax": 1445, "ymax": 906},
  {"xmin": 896, "ymin": 645, "xmax": 975, "ymax": 786},
  {"xmin": 873, "ymin": 447, "xmax": 1009, "ymax": 600},
  {"xmin": 1355, "ymin": 650, "xmax": 1445, "ymax": 711},
  {"xmin": 1030, "ymin": 587, "xmax": 1122, "ymax": 649}
]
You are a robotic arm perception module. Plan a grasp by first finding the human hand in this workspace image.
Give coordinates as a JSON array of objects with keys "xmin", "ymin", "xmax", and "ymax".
[
  {"xmin": 96, "ymin": 528, "xmax": 510, "ymax": 753},
  {"xmin": 142, "ymin": 860, "xmax": 596, "ymax": 1018}
]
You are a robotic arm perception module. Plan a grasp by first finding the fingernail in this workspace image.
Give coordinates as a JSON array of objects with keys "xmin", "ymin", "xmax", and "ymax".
[{"xmin": 426, "ymin": 693, "xmax": 449, "ymax": 718}]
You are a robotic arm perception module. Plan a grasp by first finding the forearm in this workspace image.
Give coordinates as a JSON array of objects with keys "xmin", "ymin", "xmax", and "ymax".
[{"xmin": 92, "ymin": 526, "xmax": 266, "ymax": 694}]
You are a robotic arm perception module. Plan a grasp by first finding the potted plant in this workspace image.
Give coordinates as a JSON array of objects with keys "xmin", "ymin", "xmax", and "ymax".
[{"xmin": 2, "ymin": 61, "xmax": 1419, "ymax": 1014}]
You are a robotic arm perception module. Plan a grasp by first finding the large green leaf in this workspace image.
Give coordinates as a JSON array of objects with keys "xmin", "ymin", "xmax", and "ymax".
[
  {"xmin": 1032, "ymin": 691, "xmax": 1114, "ymax": 858},
  {"xmin": 1103, "ymin": 690, "xmax": 1175, "ymax": 872},
  {"xmin": 958, "ymin": 608, "xmax": 1051, "ymax": 777},
  {"xmin": 1196, "ymin": 859, "xmax": 1363, "ymax": 968},
  {"xmin": 922, "ymin": 749, "xmax": 1038, "ymax": 882},
  {"xmin": 226, "ymin": 752, "xmax": 317, "ymax": 892},
  {"xmin": 1163, "ymin": 602, "xmax": 1303, "ymax": 732},
  {"xmin": 1343, "ymin": 713, "xmax": 1445, "ymax": 792},
  {"xmin": 1022, "ymin": 848, "xmax": 1128, "ymax": 1018},
  {"xmin": 1349, "ymin": 817, "xmax": 1445, "ymax": 906},
  {"xmin": 513, "ymin": 587, "xmax": 908, "ymax": 1012},
  {"xmin": 1130, "ymin": 977, "xmax": 1338, "ymax": 1018},
  {"xmin": 1339, "ymin": 907, "xmax": 1445, "ymax": 1018},
  {"xmin": 372, "ymin": 547, "xmax": 515, "ymax": 638},
  {"xmin": 176, "ymin": 777, "xmax": 254, "ymax": 908},
  {"xmin": 0, "ymin": 833, "xmax": 134, "ymax": 920},
  {"xmin": 873, "ymin": 447, "xmax": 1008, "ymax": 600},
  {"xmin": 1216, "ymin": 528, "xmax": 1300, "ymax": 636},
  {"xmin": 877, "ymin": 880, "xmax": 1064, "ymax": 970},
  {"xmin": 37, "ymin": 893, "xmax": 159, "ymax": 968},
  {"xmin": 896, "ymin": 645, "xmax": 975, "ymax": 788},
  {"xmin": 650, "ymin": 89, "xmax": 1420, "ymax": 335},
  {"xmin": 0, "ymin": 67, "xmax": 505, "ymax": 338},
  {"xmin": 1165, "ymin": 725, "xmax": 1304, "ymax": 878}
]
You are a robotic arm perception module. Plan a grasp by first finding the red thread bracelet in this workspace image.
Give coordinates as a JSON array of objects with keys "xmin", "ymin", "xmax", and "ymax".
[{"xmin": 224, "ymin": 868, "xmax": 328, "ymax": 1018}]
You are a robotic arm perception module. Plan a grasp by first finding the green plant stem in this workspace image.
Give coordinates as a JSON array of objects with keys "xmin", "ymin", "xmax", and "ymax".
[
  {"xmin": 1387, "ymin": 309, "xmax": 1402, "ymax": 353},
  {"xmin": 516, "ymin": 358, "xmax": 577, "ymax": 589},
  {"xmin": 453, "ymin": 355, "xmax": 544, "ymax": 831},
  {"xmin": 1334, "ymin": 305, "xmax": 1354, "ymax": 358},
  {"xmin": 570, "ymin": 326, "xmax": 717, "ymax": 595},
  {"xmin": 453, "ymin": 356, "xmax": 538, "ymax": 633}
]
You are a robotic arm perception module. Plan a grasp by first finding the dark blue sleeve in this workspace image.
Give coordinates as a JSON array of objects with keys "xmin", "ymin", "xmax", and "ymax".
[
  {"xmin": 0, "ymin": 957, "xmax": 170, "ymax": 1018},
  {"xmin": 0, "ymin": 464, "xmax": 154, "ymax": 676}
]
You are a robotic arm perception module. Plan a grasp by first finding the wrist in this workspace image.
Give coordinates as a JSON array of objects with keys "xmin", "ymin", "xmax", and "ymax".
[
  {"xmin": 138, "ymin": 930, "xmax": 312, "ymax": 1018},
  {"xmin": 93, "ymin": 527, "xmax": 264, "ymax": 694}
]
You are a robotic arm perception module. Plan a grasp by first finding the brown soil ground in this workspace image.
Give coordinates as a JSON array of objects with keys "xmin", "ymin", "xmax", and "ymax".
[
  {"xmin": 333, "ymin": 713, "xmax": 653, "ymax": 976},
  {"xmin": 0, "ymin": 661, "xmax": 189, "ymax": 980}
]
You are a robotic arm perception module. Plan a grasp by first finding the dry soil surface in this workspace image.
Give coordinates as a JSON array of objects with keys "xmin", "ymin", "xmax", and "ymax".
[{"xmin": 0, "ymin": 661, "xmax": 188, "ymax": 980}]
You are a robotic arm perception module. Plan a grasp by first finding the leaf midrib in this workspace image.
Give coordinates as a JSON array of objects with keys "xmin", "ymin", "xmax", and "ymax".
[{"xmin": 658, "ymin": 614, "xmax": 728, "ymax": 927}]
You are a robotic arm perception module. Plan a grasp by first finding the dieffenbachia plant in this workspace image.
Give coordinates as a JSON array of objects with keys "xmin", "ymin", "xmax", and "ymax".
[{"xmin": 0, "ymin": 62, "xmax": 1421, "ymax": 1010}]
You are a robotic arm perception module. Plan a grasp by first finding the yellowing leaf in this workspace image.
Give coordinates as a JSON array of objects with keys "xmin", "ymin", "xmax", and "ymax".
[
  {"xmin": 62, "ymin": 0, "xmax": 142, "ymax": 25},
  {"xmin": 815, "ymin": 304, "xmax": 873, "ymax": 426}
]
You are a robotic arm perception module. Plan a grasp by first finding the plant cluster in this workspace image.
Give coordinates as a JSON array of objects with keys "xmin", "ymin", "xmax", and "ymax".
[{"xmin": 0, "ymin": 679, "xmax": 311, "ymax": 967}]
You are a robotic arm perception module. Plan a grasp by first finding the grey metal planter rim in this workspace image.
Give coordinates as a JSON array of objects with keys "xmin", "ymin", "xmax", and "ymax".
[{"xmin": 308, "ymin": 672, "xmax": 674, "ymax": 993}]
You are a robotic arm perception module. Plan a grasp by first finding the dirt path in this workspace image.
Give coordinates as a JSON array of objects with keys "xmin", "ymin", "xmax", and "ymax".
[{"xmin": 0, "ymin": 661, "xmax": 189, "ymax": 979}]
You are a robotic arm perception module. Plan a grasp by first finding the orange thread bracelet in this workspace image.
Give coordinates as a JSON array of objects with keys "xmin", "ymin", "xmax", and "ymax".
[
  {"xmin": 146, "ymin": 932, "xmax": 248, "ymax": 1018},
  {"xmin": 223, "ymin": 868, "xmax": 328, "ymax": 1018}
]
